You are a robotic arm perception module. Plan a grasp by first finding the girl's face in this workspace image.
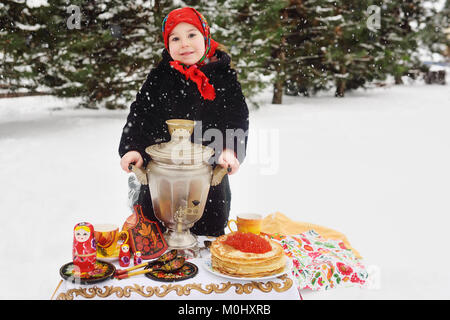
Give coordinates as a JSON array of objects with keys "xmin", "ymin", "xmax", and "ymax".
[{"xmin": 168, "ymin": 22, "xmax": 205, "ymax": 65}]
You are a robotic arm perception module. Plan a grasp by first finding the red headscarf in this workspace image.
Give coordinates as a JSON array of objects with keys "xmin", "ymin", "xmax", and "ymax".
[{"xmin": 162, "ymin": 7, "xmax": 219, "ymax": 100}]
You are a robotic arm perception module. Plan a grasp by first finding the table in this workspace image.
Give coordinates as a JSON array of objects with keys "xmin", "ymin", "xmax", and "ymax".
[{"xmin": 52, "ymin": 238, "xmax": 301, "ymax": 300}]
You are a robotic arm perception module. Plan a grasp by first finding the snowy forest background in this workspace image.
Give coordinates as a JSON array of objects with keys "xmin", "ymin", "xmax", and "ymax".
[{"xmin": 1, "ymin": 0, "xmax": 449, "ymax": 108}]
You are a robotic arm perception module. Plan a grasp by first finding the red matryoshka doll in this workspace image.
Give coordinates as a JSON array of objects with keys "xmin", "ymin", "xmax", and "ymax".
[
  {"xmin": 72, "ymin": 222, "xmax": 97, "ymax": 273},
  {"xmin": 134, "ymin": 251, "xmax": 143, "ymax": 266},
  {"xmin": 119, "ymin": 244, "xmax": 131, "ymax": 267}
]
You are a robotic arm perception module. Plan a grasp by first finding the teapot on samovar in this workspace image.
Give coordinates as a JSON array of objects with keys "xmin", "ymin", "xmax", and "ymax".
[{"xmin": 129, "ymin": 119, "xmax": 228, "ymax": 258}]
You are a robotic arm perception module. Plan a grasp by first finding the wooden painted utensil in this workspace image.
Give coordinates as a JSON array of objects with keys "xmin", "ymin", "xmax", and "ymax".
[
  {"xmin": 115, "ymin": 249, "xmax": 178, "ymax": 276},
  {"xmin": 117, "ymin": 257, "xmax": 185, "ymax": 280}
]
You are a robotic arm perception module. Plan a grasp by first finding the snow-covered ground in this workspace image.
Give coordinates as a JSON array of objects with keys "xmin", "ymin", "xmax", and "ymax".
[{"xmin": 0, "ymin": 82, "xmax": 449, "ymax": 299}]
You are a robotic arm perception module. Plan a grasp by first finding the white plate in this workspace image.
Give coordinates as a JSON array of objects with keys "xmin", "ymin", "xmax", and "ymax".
[{"xmin": 202, "ymin": 259, "xmax": 292, "ymax": 281}]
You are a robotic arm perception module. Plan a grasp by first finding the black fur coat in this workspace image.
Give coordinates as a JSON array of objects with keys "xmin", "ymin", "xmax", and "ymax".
[{"xmin": 118, "ymin": 49, "xmax": 249, "ymax": 236}]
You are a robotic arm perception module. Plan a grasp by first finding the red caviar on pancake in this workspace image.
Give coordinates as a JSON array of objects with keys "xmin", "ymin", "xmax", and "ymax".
[{"xmin": 223, "ymin": 232, "xmax": 271, "ymax": 253}]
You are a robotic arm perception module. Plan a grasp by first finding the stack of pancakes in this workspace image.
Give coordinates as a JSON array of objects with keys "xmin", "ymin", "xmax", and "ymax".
[{"xmin": 210, "ymin": 233, "xmax": 286, "ymax": 278}]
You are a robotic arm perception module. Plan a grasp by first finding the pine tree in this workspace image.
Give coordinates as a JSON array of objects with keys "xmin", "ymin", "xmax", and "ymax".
[
  {"xmin": 373, "ymin": 0, "xmax": 435, "ymax": 85},
  {"xmin": 0, "ymin": 0, "xmax": 43, "ymax": 95},
  {"xmin": 282, "ymin": 0, "xmax": 445, "ymax": 97},
  {"xmin": 212, "ymin": 0, "xmax": 288, "ymax": 106},
  {"xmin": 322, "ymin": 1, "xmax": 382, "ymax": 97},
  {"xmin": 418, "ymin": 0, "xmax": 450, "ymax": 59},
  {"xmin": 2, "ymin": 0, "xmax": 180, "ymax": 108},
  {"xmin": 41, "ymin": 0, "xmax": 170, "ymax": 109},
  {"xmin": 283, "ymin": 0, "xmax": 379, "ymax": 97},
  {"xmin": 283, "ymin": 0, "xmax": 338, "ymax": 97}
]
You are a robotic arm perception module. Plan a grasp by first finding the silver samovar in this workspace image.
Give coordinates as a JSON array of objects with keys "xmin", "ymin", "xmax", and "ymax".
[{"xmin": 129, "ymin": 119, "xmax": 228, "ymax": 258}]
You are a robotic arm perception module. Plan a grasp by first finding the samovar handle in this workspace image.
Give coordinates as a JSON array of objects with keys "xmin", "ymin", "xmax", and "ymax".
[
  {"xmin": 211, "ymin": 165, "xmax": 231, "ymax": 187},
  {"xmin": 128, "ymin": 163, "xmax": 148, "ymax": 185}
]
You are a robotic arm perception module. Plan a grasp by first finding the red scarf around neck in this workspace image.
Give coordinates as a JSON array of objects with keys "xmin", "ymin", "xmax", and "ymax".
[{"xmin": 169, "ymin": 60, "xmax": 216, "ymax": 100}]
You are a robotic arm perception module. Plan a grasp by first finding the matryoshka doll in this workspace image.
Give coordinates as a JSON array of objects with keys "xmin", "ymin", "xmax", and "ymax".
[
  {"xmin": 119, "ymin": 244, "xmax": 131, "ymax": 267},
  {"xmin": 72, "ymin": 222, "xmax": 97, "ymax": 274},
  {"xmin": 134, "ymin": 251, "xmax": 143, "ymax": 266}
]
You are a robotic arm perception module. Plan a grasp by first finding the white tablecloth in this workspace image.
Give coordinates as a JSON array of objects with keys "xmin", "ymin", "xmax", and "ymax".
[{"xmin": 52, "ymin": 237, "xmax": 300, "ymax": 300}]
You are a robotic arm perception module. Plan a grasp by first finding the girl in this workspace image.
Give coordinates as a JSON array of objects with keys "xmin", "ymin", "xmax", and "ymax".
[{"xmin": 118, "ymin": 7, "xmax": 249, "ymax": 237}]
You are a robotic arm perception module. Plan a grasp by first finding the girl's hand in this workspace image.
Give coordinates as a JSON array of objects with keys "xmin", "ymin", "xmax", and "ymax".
[
  {"xmin": 218, "ymin": 149, "xmax": 240, "ymax": 175},
  {"xmin": 120, "ymin": 151, "xmax": 144, "ymax": 173}
]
